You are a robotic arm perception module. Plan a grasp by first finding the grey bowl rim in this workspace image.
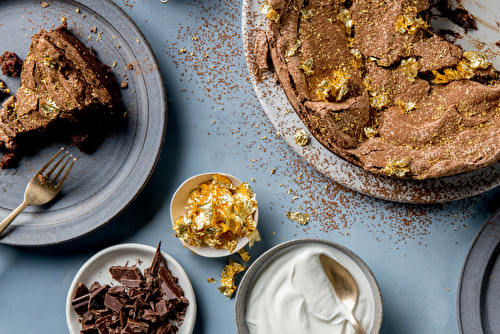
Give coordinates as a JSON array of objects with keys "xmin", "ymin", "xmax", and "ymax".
[{"xmin": 234, "ymin": 238, "xmax": 383, "ymax": 334}]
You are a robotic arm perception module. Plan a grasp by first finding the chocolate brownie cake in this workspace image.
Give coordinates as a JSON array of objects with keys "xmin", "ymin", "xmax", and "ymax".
[
  {"xmin": 260, "ymin": 0, "xmax": 500, "ymax": 179},
  {"xmin": 0, "ymin": 23, "xmax": 122, "ymax": 168}
]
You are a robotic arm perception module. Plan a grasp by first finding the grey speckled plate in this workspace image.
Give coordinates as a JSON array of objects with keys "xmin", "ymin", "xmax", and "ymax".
[
  {"xmin": 242, "ymin": 0, "xmax": 500, "ymax": 203},
  {"xmin": 0, "ymin": 0, "xmax": 166, "ymax": 246},
  {"xmin": 457, "ymin": 208, "xmax": 500, "ymax": 334}
]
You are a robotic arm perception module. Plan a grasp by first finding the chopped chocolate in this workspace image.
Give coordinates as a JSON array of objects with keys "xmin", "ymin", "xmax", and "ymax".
[
  {"xmin": 72, "ymin": 283, "xmax": 90, "ymax": 316},
  {"xmin": 109, "ymin": 265, "xmax": 143, "ymax": 283},
  {"xmin": 0, "ymin": 24, "xmax": 123, "ymax": 168},
  {"xmin": 0, "ymin": 52, "xmax": 23, "ymax": 77},
  {"xmin": 104, "ymin": 293, "xmax": 125, "ymax": 313},
  {"xmin": 72, "ymin": 242, "xmax": 189, "ymax": 334}
]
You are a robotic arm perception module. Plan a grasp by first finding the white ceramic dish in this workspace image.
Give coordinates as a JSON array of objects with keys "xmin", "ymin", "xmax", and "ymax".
[
  {"xmin": 234, "ymin": 238, "xmax": 382, "ymax": 334},
  {"xmin": 66, "ymin": 243, "xmax": 197, "ymax": 334},
  {"xmin": 170, "ymin": 173, "xmax": 259, "ymax": 258},
  {"xmin": 241, "ymin": 0, "xmax": 500, "ymax": 203}
]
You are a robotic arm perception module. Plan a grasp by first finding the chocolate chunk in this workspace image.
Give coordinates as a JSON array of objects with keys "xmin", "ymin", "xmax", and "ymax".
[
  {"xmin": 109, "ymin": 266, "xmax": 144, "ymax": 283},
  {"xmin": 89, "ymin": 284, "xmax": 109, "ymax": 310},
  {"xmin": 0, "ymin": 52, "xmax": 23, "ymax": 77},
  {"xmin": 72, "ymin": 282, "xmax": 90, "ymax": 316},
  {"xmin": 104, "ymin": 293, "xmax": 124, "ymax": 313}
]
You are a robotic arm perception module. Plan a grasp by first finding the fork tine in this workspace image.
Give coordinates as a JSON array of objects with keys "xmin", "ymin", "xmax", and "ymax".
[
  {"xmin": 55, "ymin": 157, "xmax": 76, "ymax": 190},
  {"xmin": 51, "ymin": 154, "xmax": 72, "ymax": 184},
  {"xmin": 45, "ymin": 151, "xmax": 68, "ymax": 179},
  {"xmin": 36, "ymin": 148, "xmax": 65, "ymax": 176}
]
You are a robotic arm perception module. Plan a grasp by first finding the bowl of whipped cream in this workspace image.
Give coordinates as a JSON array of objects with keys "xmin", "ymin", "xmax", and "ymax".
[{"xmin": 234, "ymin": 238, "xmax": 382, "ymax": 334}]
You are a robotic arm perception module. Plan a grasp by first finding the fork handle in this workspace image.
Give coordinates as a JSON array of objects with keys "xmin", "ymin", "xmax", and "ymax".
[{"xmin": 0, "ymin": 201, "xmax": 28, "ymax": 236}]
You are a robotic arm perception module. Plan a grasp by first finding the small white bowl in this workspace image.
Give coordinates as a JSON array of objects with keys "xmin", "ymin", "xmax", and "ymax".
[
  {"xmin": 234, "ymin": 238, "xmax": 382, "ymax": 334},
  {"xmin": 170, "ymin": 172, "xmax": 259, "ymax": 258}
]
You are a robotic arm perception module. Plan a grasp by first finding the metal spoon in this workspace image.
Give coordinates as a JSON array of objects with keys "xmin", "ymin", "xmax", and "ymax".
[{"xmin": 319, "ymin": 254, "xmax": 367, "ymax": 334}]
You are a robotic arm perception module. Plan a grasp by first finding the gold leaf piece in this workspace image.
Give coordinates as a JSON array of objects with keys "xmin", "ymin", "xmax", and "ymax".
[
  {"xmin": 298, "ymin": 58, "xmax": 314, "ymax": 76},
  {"xmin": 316, "ymin": 70, "xmax": 351, "ymax": 102},
  {"xmin": 400, "ymin": 58, "xmax": 421, "ymax": 83},
  {"xmin": 300, "ymin": 8, "xmax": 313, "ymax": 20},
  {"xmin": 261, "ymin": 2, "xmax": 280, "ymax": 23},
  {"xmin": 338, "ymin": 8, "xmax": 353, "ymax": 35},
  {"xmin": 294, "ymin": 129, "xmax": 310, "ymax": 146},
  {"xmin": 237, "ymin": 248, "xmax": 251, "ymax": 262},
  {"xmin": 218, "ymin": 259, "xmax": 247, "ymax": 299},
  {"xmin": 364, "ymin": 127, "xmax": 378, "ymax": 139},
  {"xmin": 395, "ymin": 15, "xmax": 427, "ymax": 34},
  {"xmin": 383, "ymin": 158, "xmax": 411, "ymax": 177},
  {"xmin": 286, "ymin": 211, "xmax": 310, "ymax": 225}
]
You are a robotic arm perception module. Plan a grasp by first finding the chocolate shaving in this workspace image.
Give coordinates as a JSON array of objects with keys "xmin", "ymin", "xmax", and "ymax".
[{"xmin": 71, "ymin": 242, "xmax": 189, "ymax": 333}]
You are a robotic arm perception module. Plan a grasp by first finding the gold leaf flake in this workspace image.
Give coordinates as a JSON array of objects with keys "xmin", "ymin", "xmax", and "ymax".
[
  {"xmin": 218, "ymin": 259, "xmax": 247, "ymax": 299},
  {"xmin": 400, "ymin": 58, "xmax": 421, "ymax": 83},
  {"xmin": 383, "ymin": 158, "xmax": 411, "ymax": 177},
  {"xmin": 294, "ymin": 129, "xmax": 310, "ymax": 146},
  {"xmin": 364, "ymin": 127, "xmax": 378, "ymax": 139},
  {"xmin": 395, "ymin": 15, "xmax": 427, "ymax": 34},
  {"xmin": 338, "ymin": 8, "xmax": 353, "ymax": 35},
  {"xmin": 261, "ymin": 1, "xmax": 280, "ymax": 23},
  {"xmin": 300, "ymin": 8, "xmax": 313, "ymax": 20},
  {"xmin": 286, "ymin": 211, "xmax": 310, "ymax": 225},
  {"xmin": 298, "ymin": 58, "xmax": 314, "ymax": 76},
  {"xmin": 316, "ymin": 70, "xmax": 350, "ymax": 102},
  {"xmin": 237, "ymin": 248, "xmax": 251, "ymax": 262}
]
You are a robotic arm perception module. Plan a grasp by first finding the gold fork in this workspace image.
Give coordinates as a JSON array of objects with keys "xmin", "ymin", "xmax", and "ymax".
[{"xmin": 0, "ymin": 148, "xmax": 76, "ymax": 235}]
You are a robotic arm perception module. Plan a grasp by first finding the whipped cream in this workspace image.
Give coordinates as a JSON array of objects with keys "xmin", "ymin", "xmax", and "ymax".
[{"xmin": 245, "ymin": 243, "xmax": 374, "ymax": 334}]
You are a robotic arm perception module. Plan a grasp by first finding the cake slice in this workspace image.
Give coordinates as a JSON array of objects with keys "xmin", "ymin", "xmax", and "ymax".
[{"xmin": 0, "ymin": 23, "xmax": 122, "ymax": 168}]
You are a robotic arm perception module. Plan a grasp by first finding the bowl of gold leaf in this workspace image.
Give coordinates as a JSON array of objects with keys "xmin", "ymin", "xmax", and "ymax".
[{"xmin": 170, "ymin": 173, "xmax": 260, "ymax": 258}]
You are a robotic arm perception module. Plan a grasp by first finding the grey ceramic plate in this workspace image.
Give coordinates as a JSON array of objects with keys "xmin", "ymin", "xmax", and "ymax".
[
  {"xmin": 242, "ymin": 0, "xmax": 500, "ymax": 203},
  {"xmin": 234, "ymin": 238, "xmax": 383, "ymax": 334},
  {"xmin": 0, "ymin": 0, "xmax": 166, "ymax": 245},
  {"xmin": 457, "ymin": 208, "xmax": 500, "ymax": 334}
]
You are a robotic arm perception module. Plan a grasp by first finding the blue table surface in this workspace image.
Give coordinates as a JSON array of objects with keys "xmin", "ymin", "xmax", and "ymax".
[{"xmin": 2, "ymin": 0, "xmax": 500, "ymax": 333}]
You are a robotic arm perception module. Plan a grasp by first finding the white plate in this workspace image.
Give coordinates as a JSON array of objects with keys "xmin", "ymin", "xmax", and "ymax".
[
  {"xmin": 241, "ymin": 0, "xmax": 500, "ymax": 203},
  {"xmin": 66, "ymin": 243, "xmax": 197, "ymax": 334},
  {"xmin": 170, "ymin": 173, "xmax": 259, "ymax": 258}
]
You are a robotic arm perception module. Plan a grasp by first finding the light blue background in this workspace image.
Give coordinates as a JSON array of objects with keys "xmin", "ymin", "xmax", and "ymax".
[{"xmin": 1, "ymin": 0, "xmax": 499, "ymax": 333}]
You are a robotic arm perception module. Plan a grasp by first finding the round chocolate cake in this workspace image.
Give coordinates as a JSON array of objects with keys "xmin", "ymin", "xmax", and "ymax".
[{"xmin": 259, "ymin": 0, "xmax": 500, "ymax": 179}]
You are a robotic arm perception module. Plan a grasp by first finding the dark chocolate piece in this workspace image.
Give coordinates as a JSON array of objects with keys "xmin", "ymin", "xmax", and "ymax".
[
  {"xmin": 109, "ymin": 266, "xmax": 144, "ymax": 283},
  {"xmin": 104, "ymin": 293, "xmax": 124, "ymax": 313},
  {"xmin": 72, "ymin": 242, "xmax": 189, "ymax": 334},
  {"xmin": 72, "ymin": 282, "xmax": 90, "ymax": 316}
]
